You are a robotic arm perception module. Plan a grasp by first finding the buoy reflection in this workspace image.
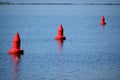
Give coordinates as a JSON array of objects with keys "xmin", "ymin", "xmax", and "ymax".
[
  {"xmin": 10, "ymin": 53, "xmax": 23, "ymax": 80},
  {"xmin": 56, "ymin": 40, "xmax": 64, "ymax": 53}
]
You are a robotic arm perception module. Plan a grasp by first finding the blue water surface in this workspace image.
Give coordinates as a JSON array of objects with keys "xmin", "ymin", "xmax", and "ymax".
[{"xmin": 0, "ymin": 5, "xmax": 120, "ymax": 80}]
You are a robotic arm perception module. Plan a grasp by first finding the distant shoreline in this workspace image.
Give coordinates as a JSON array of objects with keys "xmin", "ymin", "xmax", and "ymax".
[{"xmin": 0, "ymin": 2, "xmax": 120, "ymax": 5}]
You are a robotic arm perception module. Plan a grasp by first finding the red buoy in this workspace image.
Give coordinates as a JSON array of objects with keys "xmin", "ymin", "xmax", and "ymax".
[
  {"xmin": 9, "ymin": 32, "xmax": 24, "ymax": 55},
  {"xmin": 100, "ymin": 16, "xmax": 106, "ymax": 25},
  {"xmin": 55, "ymin": 24, "xmax": 66, "ymax": 40}
]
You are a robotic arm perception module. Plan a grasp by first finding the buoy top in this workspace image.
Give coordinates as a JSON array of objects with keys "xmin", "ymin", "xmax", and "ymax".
[
  {"xmin": 102, "ymin": 16, "xmax": 105, "ymax": 21},
  {"xmin": 58, "ymin": 24, "xmax": 64, "ymax": 36},
  {"xmin": 59, "ymin": 24, "xmax": 63, "ymax": 30},
  {"xmin": 13, "ymin": 32, "xmax": 20, "ymax": 42},
  {"xmin": 12, "ymin": 32, "xmax": 21, "ymax": 49}
]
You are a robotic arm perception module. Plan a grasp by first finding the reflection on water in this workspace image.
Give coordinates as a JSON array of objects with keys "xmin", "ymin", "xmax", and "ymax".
[
  {"xmin": 56, "ymin": 40, "xmax": 64, "ymax": 53},
  {"xmin": 10, "ymin": 53, "xmax": 23, "ymax": 80},
  {"xmin": 56, "ymin": 40, "xmax": 64, "ymax": 80}
]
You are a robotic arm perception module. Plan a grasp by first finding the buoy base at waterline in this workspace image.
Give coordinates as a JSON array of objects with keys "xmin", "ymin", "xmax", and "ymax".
[
  {"xmin": 55, "ymin": 36, "xmax": 66, "ymax": 40},
  {"xmin": 9, "ymin": 49, "xmax": 24, "ymax": 55}
]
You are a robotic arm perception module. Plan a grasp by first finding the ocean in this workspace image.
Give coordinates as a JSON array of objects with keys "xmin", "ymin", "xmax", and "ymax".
[{"xmin": 0, "ymin": 4, "xmax": 120, "ymax": 80}]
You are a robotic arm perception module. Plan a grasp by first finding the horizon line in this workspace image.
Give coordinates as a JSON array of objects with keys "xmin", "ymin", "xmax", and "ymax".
[{"xmin": 0, "ymin": 2, "xmax": 120, "ymax": 5}]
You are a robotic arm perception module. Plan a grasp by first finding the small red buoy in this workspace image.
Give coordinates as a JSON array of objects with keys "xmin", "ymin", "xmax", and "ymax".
[
  {"xmin": 9, "ymin": 32, "xmax": 24, "ymax": 55},
  {"xmin": 100, "ymin": 16, "xmax": 106, "ymax": 26},
  {"xmin": 55, "ymin": 24, "xmax": 66, "ymax": 40}
]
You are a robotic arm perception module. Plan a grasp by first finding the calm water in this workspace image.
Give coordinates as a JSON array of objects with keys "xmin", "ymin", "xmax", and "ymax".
[{"xmin": 0, "ymin": 5, "xmax": 120, "ymax": 80}]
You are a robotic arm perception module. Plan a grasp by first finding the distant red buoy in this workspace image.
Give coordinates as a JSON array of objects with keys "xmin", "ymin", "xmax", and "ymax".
[
  {"xmin": 100, "ymin": 16, "xmax": 106, "ymax": 26},
  {"xmin": 9, "ymin": 32, "xmax": 24, "ymax": 55},
  {"xmin": 55, "ymin": 24, "xmax": 66, "ymax": 40}
]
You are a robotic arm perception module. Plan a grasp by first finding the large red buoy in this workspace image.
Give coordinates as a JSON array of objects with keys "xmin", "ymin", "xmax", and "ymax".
[
  {"xmin": 55, "ymin": 24, "xmax": 66, "ymax": 40},
  {"xmin": 9, "ymin": 32, "xmax": 24, "ymax": 55},
  {"xmin": 100, "ymin": 16, "xmax": 106, "ymax": 26}
]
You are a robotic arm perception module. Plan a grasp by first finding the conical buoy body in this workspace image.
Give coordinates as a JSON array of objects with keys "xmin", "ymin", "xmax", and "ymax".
[
  {"xmin": 100, "ymin": 16, "xmax": 106, "ymax": 25},
  {"xmin": 55, "ymin": 24, "xmax": 66, "ymax": 40},
  {"xmin": 9, "ymin": 32, "xmax": 24, "ymax": 55}
]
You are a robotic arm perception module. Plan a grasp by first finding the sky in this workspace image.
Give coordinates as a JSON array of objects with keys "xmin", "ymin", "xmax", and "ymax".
[{"xmin": 0, "ymin": 0, "xmax": 120, "ymax": 3}]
